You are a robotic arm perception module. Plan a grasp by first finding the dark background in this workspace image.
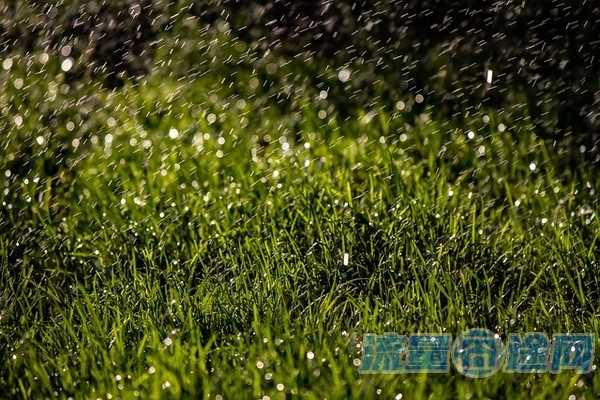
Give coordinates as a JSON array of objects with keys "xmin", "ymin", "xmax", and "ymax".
[{"xmin": 2, "ymin": 0, "xmax": 599, "ymax": 158}]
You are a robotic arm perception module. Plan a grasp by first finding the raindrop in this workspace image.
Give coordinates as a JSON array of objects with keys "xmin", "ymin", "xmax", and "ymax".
[
  {"xmin": 129, "ymin": 3, "xmax": 141, "ymax": 18},
  {"xmin": 338, "ymin": 68, "xmax": 351, "ymax": 83},
  {"xmin": 107, "ymin": 117, "xmax": 117, "ymax": 128},
  {"xmin": 60, "ymin": 45, "xmax": 72, "ymax": 57},
  {"xmin": 61, "ymin": 58, "xmax": 73, "ymax": 72},
  {"xmin": 2, "ymin": 58, "xmax": 13, "ymax": 70}
]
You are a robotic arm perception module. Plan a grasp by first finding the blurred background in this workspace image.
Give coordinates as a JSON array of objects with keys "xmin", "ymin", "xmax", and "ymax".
[{"xmin": 2, "ymin": 0, "xmax": 599, "ymax": 159}]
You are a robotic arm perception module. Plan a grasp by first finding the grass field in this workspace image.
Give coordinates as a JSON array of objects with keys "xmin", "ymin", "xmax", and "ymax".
[{"xmin": 1, "ymin": 30, "xmax": 599, "ymax": 399}]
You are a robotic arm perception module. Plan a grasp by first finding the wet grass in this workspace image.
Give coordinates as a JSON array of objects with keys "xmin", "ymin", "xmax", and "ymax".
[{"xmin": 0, "ymin": 52, "xmax": 599, "ymax": 399}]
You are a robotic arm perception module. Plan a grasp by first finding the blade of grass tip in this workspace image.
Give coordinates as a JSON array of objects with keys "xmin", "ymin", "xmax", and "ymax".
[
  {"xmin": 587, "ymin": 231, "xmax": 599, "ymax": 259},
  {"xmin": 470, "ymin": 203, "xmax": 477, "ymax": 243}
]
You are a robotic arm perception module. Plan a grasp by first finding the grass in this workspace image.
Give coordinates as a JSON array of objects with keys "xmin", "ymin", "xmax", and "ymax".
[{"xmin": 1, "ymin": 31, "xmax": 599, "ymax": 399}]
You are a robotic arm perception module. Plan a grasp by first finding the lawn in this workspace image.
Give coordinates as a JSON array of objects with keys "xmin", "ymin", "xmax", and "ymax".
[{"xmin": 1, "ymin": 20, "xmax": 599, "ymax": 400}]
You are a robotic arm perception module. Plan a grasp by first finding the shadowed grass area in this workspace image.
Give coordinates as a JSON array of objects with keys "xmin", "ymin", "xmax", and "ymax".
[{"xmin": 1, "ymin": 38, "xmax": 599, "ymax": 399}]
